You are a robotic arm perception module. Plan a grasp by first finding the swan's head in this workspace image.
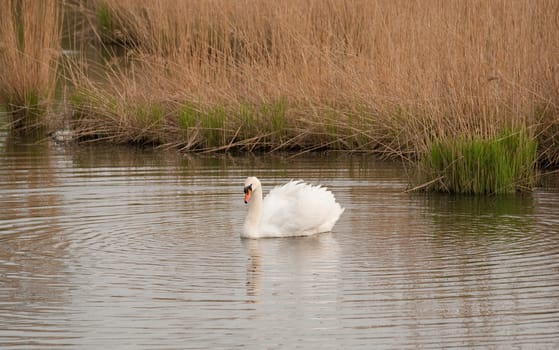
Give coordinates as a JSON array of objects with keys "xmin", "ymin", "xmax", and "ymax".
[{"xmin": 244, "ymin": 176, "xmax": 261, "ymax": 204}]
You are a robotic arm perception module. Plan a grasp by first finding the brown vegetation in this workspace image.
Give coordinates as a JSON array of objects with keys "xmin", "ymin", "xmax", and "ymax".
[
  {"xmin": 1, "ymin": 0, "xmax": 559, "ymax": 169},
  {"xmin": 0, "ymin": 0, "xmax": 62, "ymax": 132},
  {"xmin": 66, "ymin": 0, "xmax": 559, "ymax": 162}
]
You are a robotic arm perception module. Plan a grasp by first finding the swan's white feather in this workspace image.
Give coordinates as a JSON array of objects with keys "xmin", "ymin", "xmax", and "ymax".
[{"xmin": 242, "ymin": 178, "xmax": 344, "ymax": 238}]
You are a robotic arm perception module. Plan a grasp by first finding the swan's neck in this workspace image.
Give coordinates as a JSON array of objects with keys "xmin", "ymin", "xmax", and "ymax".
[{"xmin": 243, "ymin": 189, "xmax": 263, "ymax": 237}]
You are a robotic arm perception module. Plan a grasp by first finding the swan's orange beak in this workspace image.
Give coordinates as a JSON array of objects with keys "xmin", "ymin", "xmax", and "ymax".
[{"xmin": 244, "ymin": 188, "xmax": 252, "ymax": 203}]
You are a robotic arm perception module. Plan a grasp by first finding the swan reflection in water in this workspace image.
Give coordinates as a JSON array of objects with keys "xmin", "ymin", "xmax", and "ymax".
[
  {"xmin": 244, "ymin": 239, "xmax": 262, "ymax": 300},
  {"xmin": 242, "ymin": 234, "xmax": 340, "ymax": 303}
]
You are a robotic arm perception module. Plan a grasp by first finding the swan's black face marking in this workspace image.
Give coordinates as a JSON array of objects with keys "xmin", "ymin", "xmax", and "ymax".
[
  {"xmin": 244, "ymin": 184, "xmax": 253, "ymax": 204},
  {"xmin": 244, "ymin": 184, "xmax": 253, "ymax": 194}
]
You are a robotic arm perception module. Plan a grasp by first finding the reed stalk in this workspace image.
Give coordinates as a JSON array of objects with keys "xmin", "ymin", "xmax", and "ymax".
[{"xmin": 0, "ymin": 0, "xmax": 63, "ymax": 133}]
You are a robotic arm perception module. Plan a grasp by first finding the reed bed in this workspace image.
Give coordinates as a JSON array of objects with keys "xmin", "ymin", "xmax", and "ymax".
[
  {"xmin": 66, "ymin": 0, "xmax": 559, "ymax": 161},
  {"xmin": 0, "ymin": 0, "xmax": 63, "ymax": 133},
  {"xmin": 3, "ymin": 0, "xmax": 557, "ymax": 191}
]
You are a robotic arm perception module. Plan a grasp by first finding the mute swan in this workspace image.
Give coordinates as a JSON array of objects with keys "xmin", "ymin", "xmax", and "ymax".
[{"xmin": 242, "ymin": 176, "xmax": 344, "ymax": 238}]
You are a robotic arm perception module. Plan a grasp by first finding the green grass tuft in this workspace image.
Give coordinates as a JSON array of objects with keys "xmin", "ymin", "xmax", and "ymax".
[
  {"xmin": 97, "ymin": 4, "xmax": 114, "ymax": 40},
  {"xmin": 178, "ymin": 103, "xmax": 199, "ymax": 130},
  {"xmin": 416, "ymin": 130, "xmax": 537, "ymax": 194},
  {"xmin": 259, "ymin": 99, "xmax": 289, "ymax": 143},
  {"xmin": 201, "ymin": 105, "xmax": 227, "ymax": 147},
  {"xmin": 135, "ymin": 103, "xmax": 165, "ymax": 126}
]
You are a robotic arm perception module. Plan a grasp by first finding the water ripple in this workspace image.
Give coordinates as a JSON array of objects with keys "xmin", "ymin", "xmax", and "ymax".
[{"xmin": 0, "ymin": 146, "xmax": 558, "ymax": 349}]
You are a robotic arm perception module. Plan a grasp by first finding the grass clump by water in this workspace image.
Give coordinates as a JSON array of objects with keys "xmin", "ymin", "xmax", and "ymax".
[
  {"xmin": 416, "ymin": 130, "xmax": 537, "ymax": 194},
  {"xmin": 0, "ymin": 0, "xmax": 62, "ymax": 134}
]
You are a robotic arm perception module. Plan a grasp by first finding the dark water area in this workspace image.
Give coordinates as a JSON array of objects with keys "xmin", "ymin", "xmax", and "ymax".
[{"xmin": 1, "ymin": 133, "xmax": 558, "ymax": 349}]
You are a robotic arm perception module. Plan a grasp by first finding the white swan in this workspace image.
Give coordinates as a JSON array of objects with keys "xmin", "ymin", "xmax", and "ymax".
[{"xmin": 242, "ymin": 176, "xmax": 344, "ymax": 238}]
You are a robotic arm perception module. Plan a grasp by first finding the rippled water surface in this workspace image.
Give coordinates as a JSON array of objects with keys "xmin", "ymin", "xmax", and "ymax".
[{"xmin": 1, "ymin": 135, "xmax": 558, "ymax": 349}]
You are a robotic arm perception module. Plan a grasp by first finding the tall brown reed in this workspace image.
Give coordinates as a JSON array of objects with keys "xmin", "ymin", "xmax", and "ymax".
[
  {"xmin": 69, "ymin": 0, "xmax": 559, "ymax": 161},
  {"xmin": 0, "ymin": 0, "xmax": 63, "ymax": 133}
]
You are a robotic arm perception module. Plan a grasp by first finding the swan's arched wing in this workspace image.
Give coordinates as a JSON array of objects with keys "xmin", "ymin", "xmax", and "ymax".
[{"xmin": 260, "ymin": 180, "xmax": 344, "ymax": 237}]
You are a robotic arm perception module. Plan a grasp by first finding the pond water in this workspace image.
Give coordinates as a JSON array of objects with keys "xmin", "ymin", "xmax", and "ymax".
[{"xmin": 1, "ymin": 134, "xmax": 558, "ymax": 349}]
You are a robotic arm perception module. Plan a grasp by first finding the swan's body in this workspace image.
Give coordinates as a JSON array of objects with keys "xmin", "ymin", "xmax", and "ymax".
[{"xmin": 242, "ymin": 176, "xmax": 344, "ymax": 238}]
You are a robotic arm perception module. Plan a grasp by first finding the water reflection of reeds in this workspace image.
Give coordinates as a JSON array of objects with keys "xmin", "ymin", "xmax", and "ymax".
[{"xmin": 0, "ymin": 138, "xmax": 70, "ymax": 344}]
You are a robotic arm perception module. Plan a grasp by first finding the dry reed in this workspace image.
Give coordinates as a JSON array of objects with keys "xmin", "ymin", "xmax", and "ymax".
[
  {"xmin": 0, "ymin": 0, "xmax": 63, "ymax": 133},
  {"xmin": 65, "ymin": 0, "xmax": 559, "ymax": 164}
]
